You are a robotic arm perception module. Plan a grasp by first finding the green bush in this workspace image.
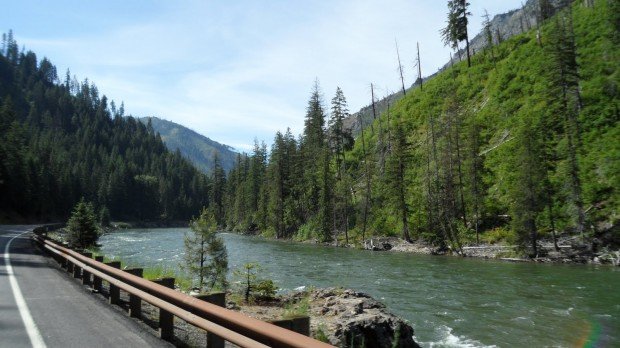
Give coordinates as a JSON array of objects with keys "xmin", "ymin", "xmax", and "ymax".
[
  {"xmin": 481, "ymin": 227, "xmax": 517, "ymax": 245},
  {"xmin": 254, "ymin": 279, "xmax": 277, "ymax": 300}
]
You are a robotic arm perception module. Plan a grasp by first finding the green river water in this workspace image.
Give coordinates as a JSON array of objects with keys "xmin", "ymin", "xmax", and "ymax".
[{"xmin": 99, "ymin": 228, "xmax": 619, "ymax": 347}]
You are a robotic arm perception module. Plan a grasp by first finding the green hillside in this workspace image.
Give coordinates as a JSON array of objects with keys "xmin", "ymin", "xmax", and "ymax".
[
  {"xmin": 140, "ymin": 116, "xmax": 237, "ymax": 173},
  {"xmin": 223, "ymin": 0, "xmax": 618, "ymax": 252},
  {"xmin": 0, "ymin": 34, "xmax": 211, "ymax": 222},
  {"xmin": 348, "ymin": 0, "xmax": 618, "ymax": 247}
]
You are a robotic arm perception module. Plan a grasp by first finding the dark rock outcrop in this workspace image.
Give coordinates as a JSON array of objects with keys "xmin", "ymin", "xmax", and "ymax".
[{"xmin": 286, "ymin": 288, "xmax": 420, "ymax": 348}]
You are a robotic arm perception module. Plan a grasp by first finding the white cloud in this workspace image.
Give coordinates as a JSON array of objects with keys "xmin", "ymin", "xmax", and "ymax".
[{"xmin": 13, "ymin": 0, "xmax": 525, "ymax": 150}]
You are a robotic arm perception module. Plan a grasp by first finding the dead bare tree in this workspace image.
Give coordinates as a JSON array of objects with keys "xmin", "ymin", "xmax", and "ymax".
[
  {"xmin": 395, "ymin": 39, "xmax": 407, "ymax": 96},
  {"xmin": 415, "ymin": 42, "xmax": 423, "ymax": 90}
]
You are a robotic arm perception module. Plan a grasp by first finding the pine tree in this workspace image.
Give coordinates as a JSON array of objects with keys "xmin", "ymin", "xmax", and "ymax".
[
  {"xmin": 441, "ymin": 0, "xmax": 472, "ymax": 67},
  {"xmin": 386, "ymin": 120, "xmax": 413, "ymax": 242},
  {"xmin": 66, "ymin": 199, "xmax": 100, "ymax": 249},
  {"xmin": 268, "ymin": 132, "xmax": 287, "ymax": 238},
  {"xmin": 548, "ymin": 8, "xmax": 586, "ymax": 240},
  {"xmin": 211, "ymin": 154, "xmax": 227, "ymax": 227},
  {"xmin": 328, "ymin": 87, "xmax": 353, "ymax": 243},
  {"xmin": 482, "ymin": 9, "xmax": 496, "ymax": 66},
  {"xmin": 183, "ymin": 208, "xmax": 228, "ymax": 292},
  {"xmin": 510, "ymin": 116, "xmax": 546, "ymax": 257},
  {"xmin": 300, "ymin": 81, "xmax": 328, "ymax": 226},
  {"xmin": 318, "ymin": 147, "xmax": 334, "ymax": 242}
]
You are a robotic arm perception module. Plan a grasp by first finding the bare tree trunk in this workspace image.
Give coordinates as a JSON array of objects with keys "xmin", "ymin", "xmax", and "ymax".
[
  {"xmin": 416, "ymin": 42, "xmax": 423, "ymax": 91},
  {"xmin": 395, "ymin": 39, "xmax": 407, "ymax": 96},
  {"xmin": 371, "ymin": 84, "xmax": 385, "ymax": 175},
  {"xmin": 465, "ymin": 34, "xmax": 471, "ymax": 67},
  {"xmin": 199, "ymin": 237, "xmax": 205, "ymax": 289},
  {"xmin": 358, "ymin": 114, "xmax": 372, "ymax": 243}
]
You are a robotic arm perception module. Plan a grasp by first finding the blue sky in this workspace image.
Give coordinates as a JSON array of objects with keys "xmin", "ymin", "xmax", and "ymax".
[{"xmin": 3, "ymin": 0, "xmax": 524, "ymax": 152}]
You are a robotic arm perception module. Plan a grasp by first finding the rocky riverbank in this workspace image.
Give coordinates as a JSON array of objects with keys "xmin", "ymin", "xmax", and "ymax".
[
  {"xmin": 235, "ymin": 287, "xmax": 419, "ymax": 348},
  {"xmin": 132, "ymin": 286, "xmax": 420, "ymax": 347},
  {"xmin": 360, "ymin": 231, "xmax": 620, "ymax": 266}
]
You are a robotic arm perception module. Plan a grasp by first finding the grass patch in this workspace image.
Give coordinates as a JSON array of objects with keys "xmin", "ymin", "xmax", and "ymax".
[
  {"xmin": 283, "ymin": 295, "xmax": 310, "ymax": 319},
  {"xmin": 480, "ymin": 227, "xmax": 517, "ymax": 245},
  {"xmin": 314, "ymin": 324, "xmax": 330, "ymax": 343}
]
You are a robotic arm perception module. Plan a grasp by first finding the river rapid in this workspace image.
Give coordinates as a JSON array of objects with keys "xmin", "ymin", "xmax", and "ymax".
[{"xmin": 99, "ymin": 228, "xmax": 619, "ymax": 347}]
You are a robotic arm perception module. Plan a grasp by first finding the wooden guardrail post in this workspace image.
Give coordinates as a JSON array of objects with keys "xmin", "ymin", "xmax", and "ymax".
[
  {"xmin": 124, "ymin": 268, "xmax": 143, "ymax": 318},
  {"xmin": 104, "ymin": 261, "xmax": 121, "ymax": 305},
  {"xmin": 153, "ymin": 277, "xmax": 175, "ymax": 341},
  {"xmin": 67, "ymin": 258, "xmax": 74, "ymax": 273},
  {"xmin": 81, "ymin": 252, "xmax": 92, "ymax": 285},
  {"xmin": 92, "ymin": 256, "xmax": 104, "ymax": 292},
  {"xmin": 270, "ymin": 316, "xmax": 311, "ymax": 337},
  {"xmin": 73, "ymin": 263, "xmax": 82, "ymax": 279},
  {"xmin": 195, "ymin": 293, "xmax": 226, "ymax": 348}
]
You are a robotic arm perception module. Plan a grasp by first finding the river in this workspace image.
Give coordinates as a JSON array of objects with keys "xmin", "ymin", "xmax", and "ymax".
[{"xmin": 99, "ymin": 228, "xmax": 619, "ymax": 347}]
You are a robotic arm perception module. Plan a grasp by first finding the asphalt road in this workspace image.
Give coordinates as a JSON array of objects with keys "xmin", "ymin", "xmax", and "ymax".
[{"xmin": 0, "ymin": 225, "xmax": 172, "ymax": 348}]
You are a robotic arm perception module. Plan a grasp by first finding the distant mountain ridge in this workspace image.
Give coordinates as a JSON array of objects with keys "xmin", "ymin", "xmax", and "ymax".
[
  {"xmin": 344, "ymin": 0, "xmax": 569, "ymax": 135},
  {"xmin": 140, "ymin": 117, "xmax": 237, "ymax": 173}
]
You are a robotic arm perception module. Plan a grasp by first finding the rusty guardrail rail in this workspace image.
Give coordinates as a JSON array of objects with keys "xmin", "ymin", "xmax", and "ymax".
[{"xmin": 33, "ymin": 235, "xmax": 334, "ymax": 348}]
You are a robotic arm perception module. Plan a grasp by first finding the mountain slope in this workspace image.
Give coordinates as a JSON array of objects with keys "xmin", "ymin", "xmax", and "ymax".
[
  {"xmin": 344, "ymin": 0, "xmax": 571, "ymax": 136},
  {"xmin": 347, "ymin": 0, "xmax": 618, "ymax": 243},
  {"xmin": 215, "ymin": 0, "xmax": 617, "ymax": 250},
  {"xmin": 140, "ymin": 117, "xmax": 237, "ymax": 173},
  {"xmin": 0, "ymin": 35, "xmax": 209, "ymax": 222}
]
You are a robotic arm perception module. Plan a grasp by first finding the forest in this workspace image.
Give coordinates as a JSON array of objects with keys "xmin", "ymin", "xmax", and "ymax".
[
  {"xmin": 0, "ymin": 31, "xmax": 217, "ymax": 222},
  {"xmin": 0, "ymin": 1, "xmax": 617, "ymax": 256},
  {"xmin": 221, "ymin": 0, "xmax": 618, "ymax": 254}
]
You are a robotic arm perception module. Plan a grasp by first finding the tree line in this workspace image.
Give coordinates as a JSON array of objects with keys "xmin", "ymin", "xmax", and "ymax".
[
  {"xmin": 0, "ymin": 31, "xmax": 215, "ymax": 222},
  {"xmin": 221, "ymin": 0, "xmax": 618, "ymax": 255}
]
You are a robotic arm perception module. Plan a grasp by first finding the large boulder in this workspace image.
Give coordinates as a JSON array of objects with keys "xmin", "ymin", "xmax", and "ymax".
[{"xmin": 287, "ymin": 288, "xmax": 420, "ymax": 348}]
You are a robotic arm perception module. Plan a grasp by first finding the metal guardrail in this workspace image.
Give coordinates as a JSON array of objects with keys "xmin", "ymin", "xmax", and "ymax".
[{"xmin": 33, "ymin": 235, "xmax": 334, "ymax": 348}]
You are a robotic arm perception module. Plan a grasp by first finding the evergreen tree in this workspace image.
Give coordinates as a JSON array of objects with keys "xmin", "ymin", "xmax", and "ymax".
[
  {"xmin": 329, "ymin": 87, "xmax": 353, "ymax": 243},
  {"xmin": 300, "ymin": 81, "xmax": 328, "ymax": 227},
  {"xmin": 66, "ymin": 199, "xmax": 99, "ymax": 249},
  {"xmin": 210, "ymin": 154, "xmax": 226, "ymax": 226},
  {"xmin": 0, "ymin": 33, "xmax": 210, "ymax": 223},
  {"xmin": 510, "ymin": 116, "xmax": 546, "ymax": 257},
  {"xmin": 183, "ymin": 208, "xmax": 228, "ymax": 292},
  {"xmin": 547, "ymin": 9, "xmax": 586, "ymax": 239},
  {"xmin": 318, "ymin": 147, "xmax": 334, "ymax": 242},
  {"xmin": 538, "ymin": 0, "xmax": 555, "ymax": 22},
  {"xmin": 482, "ymin": 9, "xmax": 496, "ymax": 65},
  {"xmin": 99, "ymin": 206, "xmax": 111, "ymax": 227},
  {"xmin": 386, "ymin": 120, "xmax": 413, "ymax": 242},
  {"xmin": 441, "ymin": 0, "xmax": 472, "ymax": 67}
]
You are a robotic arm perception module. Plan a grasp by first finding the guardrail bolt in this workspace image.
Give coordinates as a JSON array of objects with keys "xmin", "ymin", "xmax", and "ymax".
[
  {"xmin": 124, "ymin": 268, "xmax": 144, "ymax": 318},
  {"xmin": 104, "ymin": 261, "xmax": 121, "ymax": 305},
  {"xmin": 153, "ymin": 277, "xmax": 175, "ymax": 341},
  {"xmin": 195, "ymin": 293, "xmax": 226, "ymax": 348},
  {"xmin": 92, "ymin": 256, "xmax": 104, "ymax": 292}
]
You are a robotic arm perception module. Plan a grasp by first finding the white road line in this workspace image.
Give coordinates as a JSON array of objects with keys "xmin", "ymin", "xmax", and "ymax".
[{"xmin": 4, "ymin": 232, "xmax": 47, "ymax": 348}]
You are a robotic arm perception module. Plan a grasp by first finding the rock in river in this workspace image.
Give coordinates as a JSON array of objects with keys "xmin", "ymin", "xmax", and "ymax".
[{"xmin": 285, "ymin": 287, "xmax": 420, "ymax": 348}]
